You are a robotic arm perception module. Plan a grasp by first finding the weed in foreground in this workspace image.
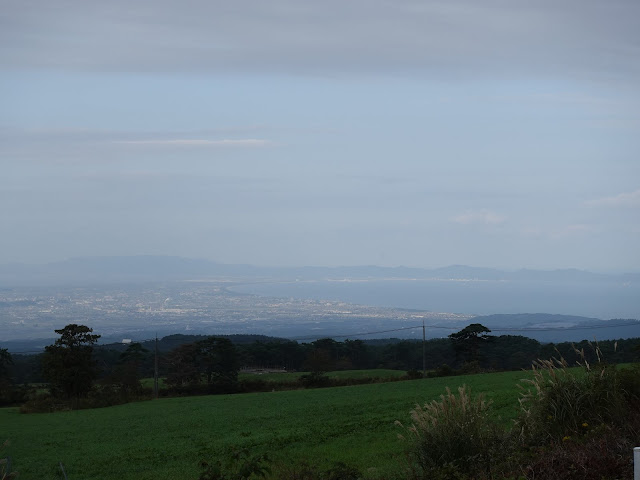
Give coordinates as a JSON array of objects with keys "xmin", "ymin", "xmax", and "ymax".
[
  {"xmin": 0, "ymin": 440, "xmax": 18, "ymax": 480},
  {"xmin": 198, "ymin": 450, "xmax": 365, "ymax": 480},
  {"xmin": 511, "ymin": 343, "xmax": 640, "ymax": 479},
  {"xmin": 515, "ymin": 343, "xmax": 638, "ymax": 443},
  {"xmin": 521, "ymin": 424, "xmax": 635, "ymax": 480},
  {"xmin": 396, "ymin": 384, "xmax": 506, "ymax": 479},
  {"xmin": 397, "ymin": 342, "xmax": 640, "ymax": 480},
  {"xmin": 198, "ymin": 447, "xmax": 270, "ymax": 480},
  {"xmin": 271, "ymin": 460, "xmax": 362, "ymax": 480}
]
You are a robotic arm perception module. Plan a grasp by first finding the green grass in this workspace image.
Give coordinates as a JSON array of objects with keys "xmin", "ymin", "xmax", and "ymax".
[
  {"xmin": 2, "ymin": 369, "xmax": 532, "ymax": 480},
  {"xmin": 238, "ymin": 368, "xmax": 407, "ymax": 383},
  {"xmin": 140, "ymin": 377, "xmax": 167, "ymax": 389},
  {"xmin": 139, "ymin": 368, "xmax": 406, "ymax": 387}
]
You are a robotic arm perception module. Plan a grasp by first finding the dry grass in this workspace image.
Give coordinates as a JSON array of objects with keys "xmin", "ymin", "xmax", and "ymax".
[
  {"xmin": 397, "ymin": 385, "xmax": 506, "ymax": 478},
  {"xmin": 397, "ymin": 341, "xmax": 640, "ymax": 479},
  {"xmin": 510, "ymin": 343, "xmax": 640, "ymax": 479},
  {"xmin": 516, "ymin": 342, "xmax": 632, "ymax": 442}
]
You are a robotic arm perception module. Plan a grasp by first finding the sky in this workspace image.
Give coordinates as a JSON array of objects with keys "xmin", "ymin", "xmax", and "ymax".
[{"xmin": 1, "ymin": 0, "xmax": 640, "ymax": 272}]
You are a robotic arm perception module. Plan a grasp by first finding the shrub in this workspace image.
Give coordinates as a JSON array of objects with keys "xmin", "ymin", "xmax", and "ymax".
[
  {"xmin": 510, "ymin": 345, "xmax": 640, "ymax": 479},
  {"xmin": 198, "ymin": 448, "xmax": 270, "ymax": 480},
  {"xmin": 397, "ymin": 385, "xmax": 506, "ymax": 479},
  {"xmin": 272, "ymin": 460, "xmax": 362, "ymax": 480},
  {"xmin": 0, "ymin": 384, "xmax": 31, "ymax": 407},
  {"xmin": 515, "ymin": 344, "xmax": 638, "ymax": 444},
  {"xmin": 617, "ymin": 362, "xmax": 640, "ymax": 406},
  {"xmin": 435, "ymin": 363, "xmax": 455, "ymax": 377},
  {"xmin": 298, "ymin": 372, "xmax": 331, "ymax": 388},
  {"xmin": 522, "ymin": 425, "xmax": 635, "ymax": 480},
  {"xmin": 20, "ymin": 392, "xmax": 68, "ymax": 413},
  {"xmin": 20, "ymin": 384, "xmax": 153, "ymax": 413},
  {"xmin": 0, "ymin": 440, "xmax": 18, "ymax": 480}
]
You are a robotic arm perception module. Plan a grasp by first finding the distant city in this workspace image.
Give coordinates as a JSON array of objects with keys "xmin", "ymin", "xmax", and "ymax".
[
  {"xmin": 0, "ymin": 280, "xmax": 474, "ymax": 346},
  {"xmin": 1, "ymin": 256, "xmax": 639, "ymax": 350}
]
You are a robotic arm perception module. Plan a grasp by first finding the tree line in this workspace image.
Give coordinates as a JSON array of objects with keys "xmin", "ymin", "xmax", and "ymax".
[{"xmin": 1, "ymin": 323, "xmax": 639, "ymax": 409}]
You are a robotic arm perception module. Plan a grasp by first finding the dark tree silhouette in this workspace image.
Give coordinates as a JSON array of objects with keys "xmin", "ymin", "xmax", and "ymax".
[
  {"xmin": 449, "ymin": 323, "xmax": 492, "ymax": 363},
  {"xmin": 165, "ymin": 337, "xmax": 239, "ymax": 388},
  {"xmin": 116, "ymin": 342, "xmax": 149, "ymax": 394},
  {"xmin": 196, "ymin": 337, "xmax": 239, "ymax": 386},
  {"xmin": 42, "ymin": 324, "xmax": 100, "ymax": 403},
  {"xmin": 304, "ymin": 348, "xmax": 333, "ymax": 375},
  {"xmin": 165, "ymin": 342, "xmax": 201, "ymax": 387},
  {"xmin": 0, "ymin": 348, "xmax": 13, "ymax": 379},
  {"xmin": 0, "ymin": 348, "xmax": 14, "ymax": 397}
]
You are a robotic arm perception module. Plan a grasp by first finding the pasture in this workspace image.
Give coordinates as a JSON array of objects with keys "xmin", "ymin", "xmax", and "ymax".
[
  {"xmin": 238, "ymin": 368, "xmax": 408, "ymax": 383},
  {"xmin": 138, "ymin": 368, "xmax": 409, "ymax": 390},
  {"xmin": 2, "ymin": 369, "xmax": 532, "ymax": 479}
]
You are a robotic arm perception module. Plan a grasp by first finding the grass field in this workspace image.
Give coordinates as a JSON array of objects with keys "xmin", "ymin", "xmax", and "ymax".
[
  {"xmin": 139, "ymin": 368, "xmax": 407, "ymax": 389},
  {"xmin": 238, "ymin": 368, "xmax": 408, "ymax": 383},
  {"xmin": 2, "ymin": 369, "xmax": 533, "ymax": 480}
]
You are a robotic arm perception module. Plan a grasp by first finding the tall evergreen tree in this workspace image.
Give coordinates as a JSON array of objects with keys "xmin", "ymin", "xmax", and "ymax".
[{"xmin": 42, "ymin": 324, "xmax": 100, "ymax": 402}]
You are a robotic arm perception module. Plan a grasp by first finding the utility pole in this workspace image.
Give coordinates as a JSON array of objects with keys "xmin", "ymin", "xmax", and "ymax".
[
  {"xmin": 422, "ymin": 320, "xmax": 426, "ymax": 377},
  {"xmin": 154, "ymin": 334, "xmax": 159, "ymax": 399}
]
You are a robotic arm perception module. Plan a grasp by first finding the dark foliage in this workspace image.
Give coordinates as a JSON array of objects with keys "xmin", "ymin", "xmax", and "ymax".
[
  {"xmin": 269, "ymin": 460, "xmax": 362, "ymax": 480},
  {"xmin": 41, "ymin": 324, "xmax": 100, "ymax": 403},
  {"xmin": 198, "ymin": 337, "xmax": 239, "ymax": 386},
  {"xmin": 449, "ymin": 323, "xmax": 492, "ymax": 363},
  {"xmin": 20, "ymin": 384, "xmax": 153, "ymax": 413},
  {"xmin": 0, "ymin": 348, "xmax": 17, "ymax": 405},
  {"xmin": 198, "ymin": 448, "xmax": 270, "ymax": 480},
  {"xmin": 165, "ymin": 337, "xmax": 239, "ymax": 389},
  {"xmin": 522, "ymin": 428, "xmax": 635, "ymax": 480}
]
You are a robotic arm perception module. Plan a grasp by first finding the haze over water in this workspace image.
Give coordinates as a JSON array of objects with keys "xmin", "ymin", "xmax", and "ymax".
[{"xmin": 231, "ymin": 279, "xmax": 640, "ymax": 320}]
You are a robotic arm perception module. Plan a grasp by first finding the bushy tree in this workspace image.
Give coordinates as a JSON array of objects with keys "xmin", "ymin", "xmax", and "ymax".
[
  {"xmin": 303, "ymin": 348, "xmax": 332, "ymax": 375},
  {"xmin": 42, "ymin": 324, "xmax": 100, "ymax": 402},
  {"xmin": 165, "ymin": 343, "xmax": 201, "ymax": 387},
  {"xmin": 0, "ymin": 348, "xmax": 13, "ymax": 384},
  {"xmin": 115, "ymin": 342, "xmax": 149, "ymax": 394},
  {"xmin": 197, "ymin": 337, "xmax": 239, "ymax": 386},
  {"xmin": 449, "ymin": 323, "xmax": 492, "ymax": 363},
  {"xmin": 165, "ymin": 337, "xmax": 239, "ymax": 388},
  {"xmin": 0, "ymin": 348, "xmax": 14, "ymax": 401}
]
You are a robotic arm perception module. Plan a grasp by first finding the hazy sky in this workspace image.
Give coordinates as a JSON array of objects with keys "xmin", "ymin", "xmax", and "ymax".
[{"xmin": 2, "ymin": 0, "xmax": 639, "ymax": 271}]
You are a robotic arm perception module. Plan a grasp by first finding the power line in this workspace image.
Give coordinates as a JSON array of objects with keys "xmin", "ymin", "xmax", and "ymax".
[
  {"xmin": 6, "ymin": 350, "xmax": 46, "ymax": 355},
  {"xmin": 4, "ymin": 321, "xmax": 639, "ymax": 353},
  {"xmin": 291, "ymin": 325, "xmax": 423, "ymax": 341},
  {"xmin": 487, "ymin": 323, "xmax": 640, "ymax": 332},
  {"xmin": 289, "ymin": 321, "xmax": 640, "ymax": 341}
]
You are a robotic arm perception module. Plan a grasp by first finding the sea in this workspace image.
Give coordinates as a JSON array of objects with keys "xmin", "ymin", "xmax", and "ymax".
[{"xmin": 230, "ymin": 278, "xmax": 640, "ymax": 320}]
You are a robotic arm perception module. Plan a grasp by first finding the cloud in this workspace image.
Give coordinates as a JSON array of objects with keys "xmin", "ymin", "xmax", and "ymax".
[
  {"xmin": 73, "ymin": 171, "xmax": 172, "ymax": 182},
  {"xmin": 550, "ymin": 224, "xmax": 595, "ymax": 239},
  {"xmin": 521, "ymin": 223, "xmax": 599, "ymax": 240},
  {"xmin": 0, "ymin": 128, "xmax": 278, "ymax": 161},
  {"xmin": 451, "ymin": 209, "xmax": 506, "ymax": 225},
  {"xmin": 115, "ymin": 139, "xmax": 276, "ymax": 147},
  {"xmin": 586, "ymin": 189, "xmax": 640, "ymax": 207},
  {"xmin": 1, "ymin": 0, "xmax": 639, "ymax": 86}
]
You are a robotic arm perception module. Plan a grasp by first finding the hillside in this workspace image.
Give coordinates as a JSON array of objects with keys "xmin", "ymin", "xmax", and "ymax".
[
  {"xmin": 468, "ymin": 313, "xmax": 640, "ymax": 342},
  {"xmin": 1, "ymin": 370, "xmax": 528, "ymax": 480}
]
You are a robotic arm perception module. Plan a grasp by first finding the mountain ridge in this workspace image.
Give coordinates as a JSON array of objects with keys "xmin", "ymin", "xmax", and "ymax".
[{"xmin": 1, "ymin": 255, "xmax": 637, "ymax": 286}]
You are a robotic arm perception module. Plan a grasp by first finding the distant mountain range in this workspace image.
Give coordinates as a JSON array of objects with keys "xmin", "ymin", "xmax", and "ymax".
[
  {"xmin": 468, "ymin": 313, "xmax": 640, "ymax": 343},
  {"xmin": 1, "ymin": 255, "xmax": 638, "ymax": 286}
]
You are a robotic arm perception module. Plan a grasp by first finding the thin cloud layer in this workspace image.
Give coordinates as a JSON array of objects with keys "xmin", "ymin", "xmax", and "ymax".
[
  {"xmin": 2, "ymin": 0, "xmax": 639, "ymax": 84},
  {"xmin": 451, "ymin": 210, "xmax": 506, "ymax": 226},
  {"xmin": 1, "ymin": 1, "xmax": 639, "ymax": 271},
  {"xmin": 117, "ymin": 139, "xmax": 275, "ymax": 147},
  {"xmin": 587, "ymin": 189, "xmax": 640, "ymax": 208}
]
